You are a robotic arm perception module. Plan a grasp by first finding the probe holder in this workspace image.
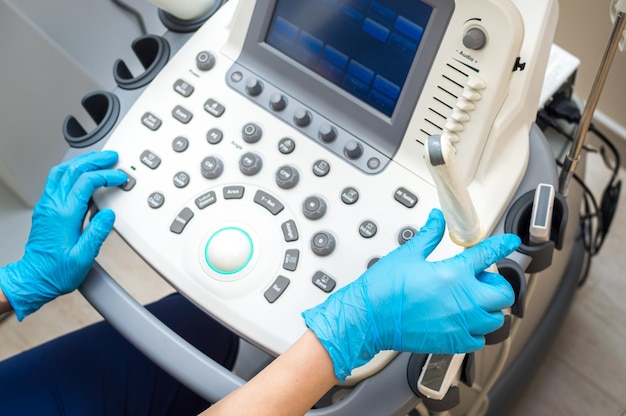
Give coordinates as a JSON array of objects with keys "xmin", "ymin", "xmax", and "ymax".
[
  {"xmin": 113, "ymin": 35, "xmax": 170, "ymax": 90},
  {"xmin": 62, "ymin": 91, "xmax": 120, "ymax": 148},
  {"xmin": 504, "ymin": 190, "xmax": 568, "ymax": 274}
]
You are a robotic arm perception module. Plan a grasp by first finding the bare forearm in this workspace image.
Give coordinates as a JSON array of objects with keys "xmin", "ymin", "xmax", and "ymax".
[
  {"xmin": 202, "ymin": 330, "xmax": 338, "ymax": 416},
  {"xmin": 0, "ymin": 288, "xmax": 12, "ymax": 315}
]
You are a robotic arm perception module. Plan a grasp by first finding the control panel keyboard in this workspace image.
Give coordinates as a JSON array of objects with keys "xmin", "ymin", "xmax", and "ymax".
[{"xmin": 93, "ymin": 0, "xmax": 532, "ymax": 381}]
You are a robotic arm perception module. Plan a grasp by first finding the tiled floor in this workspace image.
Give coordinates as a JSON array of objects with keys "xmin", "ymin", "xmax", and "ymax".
[{"xmin": 0, "ymin": 149, "xmax": 625, "ymax": 415}]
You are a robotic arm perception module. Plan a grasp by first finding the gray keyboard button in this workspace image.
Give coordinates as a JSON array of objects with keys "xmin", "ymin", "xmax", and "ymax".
[
  {"xmin": 172, "ymin": 136, "xmax": 189, "ymax": 152},
  {"xmin": 281, "ymin": 220, "xmax": 299, "ymax": 242},
  {"xmin": 207, "ymin": 128, "xmax": 223, "ymax": 145},
  {"xmin": 173, "ymin": 171, "xmax": 190, "ymax": 188},
  {"xmin": 278, "ymin": 137, "xmax": 296, "ymax": 154},
  {"xmin": 170, "ymin": 207, "xmax": 194, "ymax": 234},
  {"xmin": 140, "ymin": 150, "xmax": 161, "ymax": 169},
  {"xmin": 312, "ymin": 271, "xmax": 336, "ymax": 293},
  {"xmin": 174, "ymin": 79, "xmax": 194, "ymax": 97},
  {"xmin": 359, "ymin": 220, "xmax": 377, "ymax": 238},
  {"xmin": 223, "ymin": 186, "xmax": 245, "ymax": 200},
  {"xmin": 148, "ymin": 192, "xmax": 165, "ymax": 209},
  {"xmin": 264, "ymin": 275, "xmax": 290, "ymax": 303},
  {"xmin": 141, "ymin": 112, "xmax": 162, "ymax": 131},
  {"xmin": 204, "ymin": 99, "xmax": 225, "ymax": 117},
  {"xmin": 394, "ymin": 187, "xmax": 418, "ymax": 208},
  {"xmin": 254, "ymin": 190, "xmax": 284, "ymax": 215},
  {"xmin": 283, "ymin": 249, "xmax": 300, "ymax": 271},
  {"xmin": 172, "ymin": 105, "xmax": 193, "ymax": 124},
  {"xmin": 195, "ymin": 191, "xmax": 217, "ymax": 209},
  {"xmin": 312, "ymin": 160, "xmax": 330, "ymax": 177},
  {"xmin": 341, "ymin": 187, "xmax": 359, "ymax": 204}
]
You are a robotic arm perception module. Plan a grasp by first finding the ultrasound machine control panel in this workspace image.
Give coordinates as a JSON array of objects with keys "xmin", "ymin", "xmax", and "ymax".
[{"xmin": 88, "ymin": 0, "xmax": 559, "ymax": 405}]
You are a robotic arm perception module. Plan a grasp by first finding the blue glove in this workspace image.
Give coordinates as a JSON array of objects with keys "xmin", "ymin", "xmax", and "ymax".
[
  {"xmin": 302, "ymin": 209, "xmax": 521, "ymax": 381},
  {"xmin": 0, "ymin": 151, "xmax": 127, "ymax": 320}
]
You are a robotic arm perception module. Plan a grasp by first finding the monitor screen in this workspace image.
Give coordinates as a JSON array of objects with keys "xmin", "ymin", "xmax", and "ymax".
[{"xmin": 265, "ymin": 0, "xmax": 434, "ymax": 117}]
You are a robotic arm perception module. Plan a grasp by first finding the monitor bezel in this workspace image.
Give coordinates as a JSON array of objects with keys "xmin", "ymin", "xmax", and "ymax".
[{"xmin": 236, "ymin": 0, "xmax": 455, "ymax": 158}]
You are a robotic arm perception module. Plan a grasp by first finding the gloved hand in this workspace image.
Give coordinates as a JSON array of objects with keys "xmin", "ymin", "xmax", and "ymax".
[
  {"xmin": 302, "ymin": 209, "xmax": 521, "ymax": 381},
  {"xmin": 0, "ymin": 151, "xmax": 127, "ymax": 320}
]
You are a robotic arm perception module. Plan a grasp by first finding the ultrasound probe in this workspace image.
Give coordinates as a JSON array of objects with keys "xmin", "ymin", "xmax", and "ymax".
[{"xmin": 417, "ymin": 134, "xmax": 490, "ymax": 400}]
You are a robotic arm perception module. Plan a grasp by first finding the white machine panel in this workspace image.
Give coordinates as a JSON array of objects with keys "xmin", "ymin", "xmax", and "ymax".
[{"xmin": 93, "ymin": 0, "xmax": 555, "ymax": 382}]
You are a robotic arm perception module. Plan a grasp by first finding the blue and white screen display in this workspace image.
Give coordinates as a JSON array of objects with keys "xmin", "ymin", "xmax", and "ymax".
[{"xmin": 266, "ymin": 0, "xmax": 433, "ymax": 117}]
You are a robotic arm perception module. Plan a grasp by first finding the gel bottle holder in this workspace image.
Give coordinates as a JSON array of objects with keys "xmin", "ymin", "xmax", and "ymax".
[
  {"xmin": 62, "ymin": 91, "xmax": 120, "ymax": 149},
  {"xmin": 113, "ymin": 34, "xmax": 170, "ymax": 90}
]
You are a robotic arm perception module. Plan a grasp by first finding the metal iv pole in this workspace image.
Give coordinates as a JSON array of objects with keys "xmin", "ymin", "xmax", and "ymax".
[{"xmin": 558, "ymin": 2, "xmax": 626, "ymax": 196}]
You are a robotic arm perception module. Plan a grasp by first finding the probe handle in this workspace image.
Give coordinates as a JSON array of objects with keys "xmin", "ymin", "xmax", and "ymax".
[
  {"xmin": 145, "ymin": 0, "xmax": 218, "ymax": 20},
  {"xmin": 425, "ymin": 135, "xmax": 483, "ymax": 247}
]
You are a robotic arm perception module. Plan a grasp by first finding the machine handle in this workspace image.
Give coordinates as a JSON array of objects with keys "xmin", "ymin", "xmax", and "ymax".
[
  {"xmin": 79, "ymin": 262, "xmax": 245, "ymax": 402},
  {"xmin": 79, "ymin": 262, "xmax": 420, "ymax": 415}
]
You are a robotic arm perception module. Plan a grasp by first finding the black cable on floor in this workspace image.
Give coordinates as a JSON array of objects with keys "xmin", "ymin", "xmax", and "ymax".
[{"xmin": 542, "ymin": 92, "xmax": 622, "ymax": 287}]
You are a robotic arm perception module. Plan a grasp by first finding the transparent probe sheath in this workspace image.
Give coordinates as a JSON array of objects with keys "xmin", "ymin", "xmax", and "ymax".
[
  {"xmin": 417, "ymin": 135, "xmax": 493, "ymax": 400},
  {"xmin": 425, "ymin": 135, "xmax": 484, "ymax": 246}
]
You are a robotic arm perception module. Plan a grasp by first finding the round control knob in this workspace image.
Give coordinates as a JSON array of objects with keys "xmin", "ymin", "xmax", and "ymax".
[
  {"xmin": 398, "ymin": 226, "xmax": 418, "ymax": 245},
  {"xmin": 303, "ymin": 196, "xmax": 327, "ymax": 220},
  {"xmin": 205, "ymin": 227, "xmax": 253, "ymax": 275},
  {"xmin": 242, "ymin": 122, "xmax": 263, "ymax": 143},
  {"xmin": 239, "ymin": 152, "xmax": 263, "ymax": 176},
  {"xmin": 319, "ymin": 124, "xmax": 337, "ymax": 143},
  {"xmin": 293, "ymin": 109, "xmax": 312, "ymax": 127},
  {"xmin": 196, "ymin": 51, "xmax": 215, "ymax": 71},
  {"xmin": 245, "ymin": 78, "xmax": 264, "ymax": 96},
  {"xmin": 200, "ymin": 156, "xmax": 224, "ymax": 179},
  {"xmin": 311, "ymin": 231, "xmax": 336, "ymax": 257},
  {"xmin": 463, "ymin": 27, "xmax": 487, "ymax": 50},
  {"xmin": 276, "ymin": 165, "xmax": 300, "ymax": 189},
  {"xmin": 344, "ymin": 139, "xmax": 363, "ymax": 159},
  {"xmin": 269, "ymin": 93, "xmax": 287, "ymax": 111}
]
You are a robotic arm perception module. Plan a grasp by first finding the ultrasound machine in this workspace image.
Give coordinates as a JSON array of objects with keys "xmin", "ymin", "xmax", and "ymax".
[{"xmin": 62, "ymin": 0, "xmax": 588, "ymax": 414}]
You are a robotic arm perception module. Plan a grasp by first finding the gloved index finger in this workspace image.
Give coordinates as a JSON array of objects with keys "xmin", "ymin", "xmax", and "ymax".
[
  {"xmin": 67, "ymin": 169, "xmax": 128, "ymax": 208},
  {"xmin": 454, "ymin": 234, "xmax": 521, "ymax": 274},
  {"xmin": 46, "ymin": 151, "xmax": 119, "ymax": 190},
  {"xmin": 57, "ymin": 151, "xmax": 121, "ymax": 196}
]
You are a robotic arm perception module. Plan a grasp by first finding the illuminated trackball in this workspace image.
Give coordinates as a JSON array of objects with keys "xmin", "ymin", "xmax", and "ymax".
[{"xmin": 204, "ymin": 227, "xmax": 253, "ymax": 275}]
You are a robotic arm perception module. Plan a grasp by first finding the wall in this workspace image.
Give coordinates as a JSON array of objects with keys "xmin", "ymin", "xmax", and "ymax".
[
  {"xmin": 0, "ymin": 0, "xmax": 163, "ymax": 206},
  {"xmin": 553, "ymin": 0, "xmax": 626, "ymax": 162}
]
